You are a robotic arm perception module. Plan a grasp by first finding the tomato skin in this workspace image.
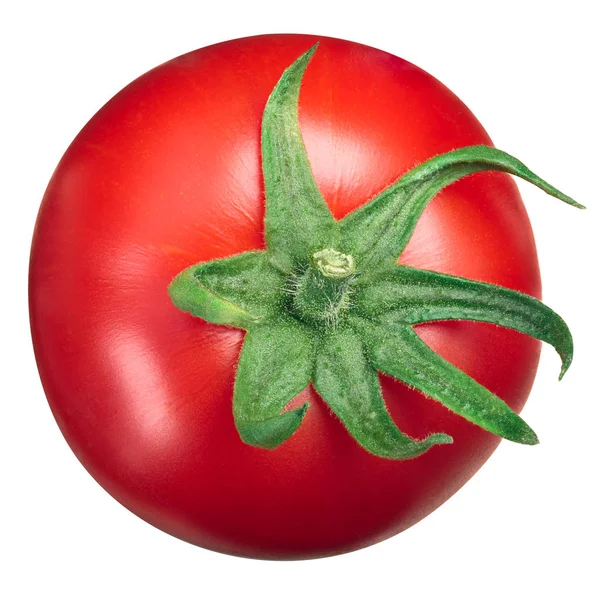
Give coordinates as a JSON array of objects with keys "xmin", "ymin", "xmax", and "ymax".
[{"xmin": 30, "ymin": 34, "xmax": 541, "ymax": 559}]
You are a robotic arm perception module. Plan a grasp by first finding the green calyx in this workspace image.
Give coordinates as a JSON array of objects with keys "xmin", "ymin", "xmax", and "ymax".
[{"xmin": 168, "ymin": 44, "xmax": 584, "ymax": 460}]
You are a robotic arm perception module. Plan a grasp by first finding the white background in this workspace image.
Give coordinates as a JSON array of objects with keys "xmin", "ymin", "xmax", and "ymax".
[{"xmin": 2, "ymin": 1, "xmax": 598, "ymax": 598}]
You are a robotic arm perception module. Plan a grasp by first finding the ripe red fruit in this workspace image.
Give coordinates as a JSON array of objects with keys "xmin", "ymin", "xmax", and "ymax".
[{"xmin": 30, "ymin": 34, "xmax": 580, "ymax": 559}]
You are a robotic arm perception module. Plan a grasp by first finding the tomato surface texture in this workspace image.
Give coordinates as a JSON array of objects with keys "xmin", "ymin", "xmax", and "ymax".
[{"xmin": 30, "ymin": 34, "xmax": 543, "ymax": 559}]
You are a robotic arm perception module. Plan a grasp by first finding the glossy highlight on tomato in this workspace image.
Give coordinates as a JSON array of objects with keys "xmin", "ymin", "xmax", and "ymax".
[{"xmin": 31, "ymin": 34, "xmax": 550, "ymax": 559}]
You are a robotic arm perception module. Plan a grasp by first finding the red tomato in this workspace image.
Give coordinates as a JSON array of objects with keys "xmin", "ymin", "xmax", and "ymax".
[{"xmin": 30, "ymin": 34, "xmax": 541, "ymax": 559}]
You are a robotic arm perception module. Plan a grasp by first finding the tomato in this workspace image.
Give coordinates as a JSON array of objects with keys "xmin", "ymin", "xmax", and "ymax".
[{"xmin": 30, "ymin": 34, "xmax": 548, "ymax": 559}]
